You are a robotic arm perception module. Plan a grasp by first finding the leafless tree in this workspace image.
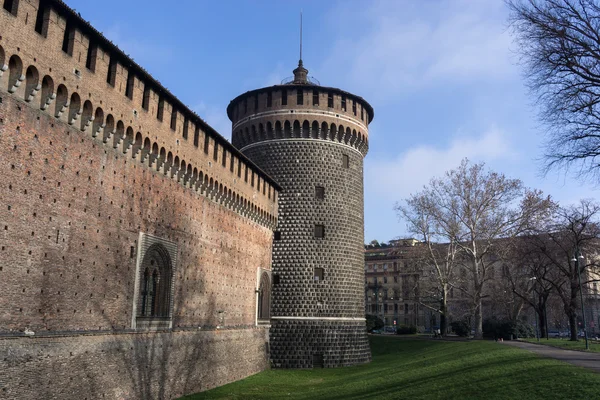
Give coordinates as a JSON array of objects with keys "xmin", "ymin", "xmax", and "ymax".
[
  {"xmin": 507, "ymin": 0, "xmax": 600, "ymax": 180},
  {"xmin": 396, "ymin": 197, "xmax": 461, "ymax": 336},
  {"xmin": 522, "ymin": 199, "xmax": 600, "ymax": 341},
  {"xmin": 505, "ymin": 236, "xmax": 559, "ymax": 339},
  {"xmin": 396, "ymin": 159, "xmax": 553, "ymax": 338}
]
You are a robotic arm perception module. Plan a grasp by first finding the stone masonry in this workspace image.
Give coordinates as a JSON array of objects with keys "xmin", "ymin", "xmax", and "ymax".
[{"xmin": 228, "ymin": 62, "xmax": 374, "ymax": 368}]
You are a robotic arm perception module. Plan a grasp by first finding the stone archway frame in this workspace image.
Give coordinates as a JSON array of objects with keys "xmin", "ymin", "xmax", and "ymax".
[{"xmin": 131, "ymin": 232, "xmax": 178, "ymax": 329}]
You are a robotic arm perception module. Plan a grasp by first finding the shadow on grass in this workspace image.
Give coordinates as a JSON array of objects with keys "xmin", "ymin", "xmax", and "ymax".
[{"xmin": 185, "ymin": 337, "xmax": 600, "ymax": 400}]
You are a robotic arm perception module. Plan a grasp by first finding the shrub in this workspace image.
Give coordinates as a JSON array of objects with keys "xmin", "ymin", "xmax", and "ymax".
[
  {"xmin": 396, "ymin": 325, "xmax": 417, "ymax": 335},
  {"xmin": 365, "ymin": 314, "xmax": 384, "ymax": 332},
  {"xmin": 483, "ymin": 318, "xmax": 535, "ymax": 340},
  {"xmin": 450, "ymin": 320, "xmax": 470, "ymax": 337}
]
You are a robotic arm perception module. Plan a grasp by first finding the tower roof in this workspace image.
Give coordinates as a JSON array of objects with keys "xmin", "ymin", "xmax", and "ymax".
[{"xmin": 292, "ymin": 60, "xmax": 309, "ymax": 84}]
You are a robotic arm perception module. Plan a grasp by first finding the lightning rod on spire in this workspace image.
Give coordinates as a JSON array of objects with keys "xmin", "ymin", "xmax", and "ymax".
[{"xmin": 299, "ymin": 10, "xmax": 303, "ymax": 65}]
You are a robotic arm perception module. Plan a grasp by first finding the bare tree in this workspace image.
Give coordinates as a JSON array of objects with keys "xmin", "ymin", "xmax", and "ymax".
[
  {"xmin": 508, "ymin": 0, "xmax": 600, "ymax": 180},
  {"xmin": 523, "ymin": 199, "xmax": 600, "ymax": 341},
  {"xmin": 396, "ymin": 159, "xmax": 552, "ymax": 338},
  {"xmin": 505, "ymin": 236, "xmax": 559, "ymax": 339},
  {"xmin": 396, "ymin": 195, "xmax": 461, "ymax": 336}
]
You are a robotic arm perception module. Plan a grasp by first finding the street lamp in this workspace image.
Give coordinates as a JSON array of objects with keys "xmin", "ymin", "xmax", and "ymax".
[{"xmin": 571, "ymin": 249, "xmax": 589, "ymax": 350}]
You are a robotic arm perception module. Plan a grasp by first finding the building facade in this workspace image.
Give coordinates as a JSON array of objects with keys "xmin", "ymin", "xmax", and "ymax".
[
  {"xmin": 0, "ymin": 0, "xmax": 284, "ymax": 399},
  {"xmin": 228, "ymin": 61, "xmax": 373, "ymax": 368}
]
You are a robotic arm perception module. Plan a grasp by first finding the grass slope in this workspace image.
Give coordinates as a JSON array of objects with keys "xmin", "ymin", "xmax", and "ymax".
[
  {"xmin": 182, "ymin": 336, "xmax": 600, "ymax": 400},
  {"xmin": 523, "ymin": 337, "xmax": 600, "ymax": 353}
]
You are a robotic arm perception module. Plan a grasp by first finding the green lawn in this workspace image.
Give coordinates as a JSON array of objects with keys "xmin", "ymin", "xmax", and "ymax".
[
  {"xmin": 523, "ymin": 337, "xmax": 600, "ymax": 353},
  {"xmin": 182, "ymin": 336, "xmax": 600, "ymax": 400}
]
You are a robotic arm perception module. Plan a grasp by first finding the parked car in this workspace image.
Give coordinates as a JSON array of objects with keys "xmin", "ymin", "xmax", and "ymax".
[
  {"xmin": 384, "ymin": 326, "xmax": 396, "ymax": 334},
  {"xmin": 371, "ymin": 329, "xmax": 383, "ymax": 334}
]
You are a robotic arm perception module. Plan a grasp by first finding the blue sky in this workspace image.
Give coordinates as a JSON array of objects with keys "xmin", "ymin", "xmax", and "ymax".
[{"xmin": 69, "ymin": 0, "xmax": 599, "ymax": 243}]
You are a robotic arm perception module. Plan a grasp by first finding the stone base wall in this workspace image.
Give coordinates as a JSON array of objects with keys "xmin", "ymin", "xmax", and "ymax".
[
  {"xmin": 270, "ymin": 319, "xmax": 370, "ymax": 368},
  {"xmin": 0, "ymin": 327, "xmax": 269, "ymax": 399}
]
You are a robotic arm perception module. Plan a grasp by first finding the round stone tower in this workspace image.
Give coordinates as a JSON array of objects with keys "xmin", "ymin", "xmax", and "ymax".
[{"xmin": 228, "ymin": 60, "xmax": 373, "ymax": 368}]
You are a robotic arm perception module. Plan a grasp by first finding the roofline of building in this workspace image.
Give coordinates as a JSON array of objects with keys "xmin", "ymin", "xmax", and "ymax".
[
  {"xmin": 49, "ymin": 0, "xmax": 281, "ymax": 191},
  {"xmin": 226, "ymin": 84, "xmax": 375, "ymax": 124}
]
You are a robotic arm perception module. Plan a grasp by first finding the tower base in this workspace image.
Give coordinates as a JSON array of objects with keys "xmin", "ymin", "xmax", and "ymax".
[{"xmin": 270, "ymin": 318, "xmax": 371, "ymax": 368}]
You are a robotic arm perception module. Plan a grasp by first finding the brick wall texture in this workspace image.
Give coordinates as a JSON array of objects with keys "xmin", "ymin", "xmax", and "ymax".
[{"xmin": 0, "ymin": 1, "xmax": 278, "ymax": 398}]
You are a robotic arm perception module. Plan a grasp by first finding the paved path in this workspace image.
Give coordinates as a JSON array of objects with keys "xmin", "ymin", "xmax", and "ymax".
[{"xmin": 503, "ymin": 340, "xmax": 600, "ymax": 373}]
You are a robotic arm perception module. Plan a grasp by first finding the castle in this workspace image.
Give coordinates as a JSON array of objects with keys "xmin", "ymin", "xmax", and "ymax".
[{"xmin": 0, "ymin": 0, "xmax": 372, "ymax": 398}]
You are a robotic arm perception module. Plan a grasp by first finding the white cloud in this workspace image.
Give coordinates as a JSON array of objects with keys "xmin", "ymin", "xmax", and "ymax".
[
  {"xmin": 325, "ymin": 0, "xmax": 514, "ymax": 96},
  {"xmin": 365, "ymin": 126, "xmax": 515, "ymax": 202}
]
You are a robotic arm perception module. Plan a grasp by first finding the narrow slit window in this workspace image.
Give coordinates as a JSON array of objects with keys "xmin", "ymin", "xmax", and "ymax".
[
  {"xmin": 192, "ymin": 127, "xmax": 200, "ymax": 147},
  {"xmin": 170, "ymin": 108, "xmax": 177, "ymax": 131},
  {"xmin": 142, "ymin": 85, "xmax": 151, "ymax": 110},
  {"xmin": 62, "ymin": 20, "xmax": 75, "ymax": 56},
  {"xmin": 222, "ymin": 150, "xmax": 227, "ymax": 167},
  {"xmin": 297, "ymin": 89, "xmax": 303, "ymax": 105},
  {"xmin": 254, "ymin": 94, "xmax": 259, "ymax": 111},
  {"xmin": 157, "ymin": 97, "xmax": 165, "ymax": 121},
  {"xmin": 3, "ymin": 0, "xmax": 19, "ymax": 16},
  {"xmin": 267, "ymin": 92, "xmax": 272, "ymax": 107},
  {"xmin": 314, "ymin": 224, "xmax": 325, "ymax": 239},
  {"xmin": 273, "ymin": 274, "xmax": 280, "ymax": 285},
  {"xmin": 238, "ymin": 159, "xmax": 242, "ymax": 177},
  {"xmin": 274, "ymin": 231, "xmax": 281, "ymax": 241},
  {"xmin": 315, "ymin": 186, "xmax": 325, "ymax": 200},
  {"xmin": 313, "ymin": 90, "xmax": 319, "ymax": 106},
  {"xmin": 244, "ymin": 166, "xmax": 248, "ymax": 183},
  {"xmin": 204, "ymin": 134, "xmax": 210, "ymax": 154},
  {"xmin": 352, "ymin": 100, "xmax": 357, "ymax": 115},
  {"xmin": 244, "ymin": 98, "xmax": 247, "ymax": 114},
  {"xmin": 85, "ymin": 42, "xmax": 97, "ymax": 72},
  {"xmin": 213, "ymin": 142, "xmax": 219, "ymax": 161},
  {"xmin": 34, "ymin": 1, "xmax": 50, "ymax": 37},
  {"xmin": 327, "ymin": 92, "xmax": 333, "ymax": 108},
  {"xmin": 107, "ymin": 57, "xmax": 117, "ymax": 87},
  {"xmin": 281, "ymin": 89, "xmax": 287, "ymax": 106},
  {"xmin": 342, "ymin": 154, "xmax": 349, "ymax": 169},
  {"xmin": 341, "ymin": 96, "xmax": 346, "ymax": 111},
  {"xmin": 230, "ymin": 155, "xmax": 235, "ymax": 172},
  {"xmin": 314, "ymin": 267, "xmax": 324, "ymax": 282},
  {"xmin": 125, "ymin": 71, "xmax": 135, "ymax": 99},
  {"xmin": 361, "ymin": 107, "xmax": 364, "ymax": 121},
  {"xmin": 182, "ymin": 119, "xmax": 189, "ymax": 139}
]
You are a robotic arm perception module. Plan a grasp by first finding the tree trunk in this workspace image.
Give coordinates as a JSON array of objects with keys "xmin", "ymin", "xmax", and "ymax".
[
  {"xmin": 440, "ymin": 287, "xmax": 448, "ymax": 336},
  {"xmin": 568, "ymin": 281, "xmax": 580, "ymax": 342},
  {"xmin": 474, "ymin": 301, "xmax": 483, "ymax": 339},
  {"xmin": 568, "ymin": 311, "xmax": 578, "ymax": 341}
]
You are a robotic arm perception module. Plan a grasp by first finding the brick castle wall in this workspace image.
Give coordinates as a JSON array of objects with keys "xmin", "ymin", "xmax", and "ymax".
[{"xmin": 0, "ymin": 0, "xmax": 278, "ymax": 398}]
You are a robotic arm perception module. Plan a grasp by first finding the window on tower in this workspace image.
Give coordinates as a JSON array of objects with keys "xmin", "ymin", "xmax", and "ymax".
[
  {"xmin": 342, "ymin": 154, "xmax": 349, "ymax": 168},
  {"xmin": 267, "ymin": 91, "xmax": 272, "ymax": 107},
  {"xmin": 328, "ymin": 92, "xmax": 333, "ymax": 108},
  {"xmin": 314, "ymin": 268, "xmax": 324, "ymax": 282},
  {"xmin": 313, "ymin": 90, "xmax": 319, "ymax": 106},
  {"xmin": 315, "ymin": 186, "xmax": 325, "ymax": 200},
  {"xmin": 314, "ymin": 224, "xmax": 325, "ymax": 239},
  {"xmin": 341, "ymin": 96, "xmax": 347, "ymax": 111},
  {"xmin": 282, "ymin": 89, "xmax": 288, "ymax": 106},
  {"xmin": 297, "ymin": 89, "xmax": 303, "ymax": 105}
]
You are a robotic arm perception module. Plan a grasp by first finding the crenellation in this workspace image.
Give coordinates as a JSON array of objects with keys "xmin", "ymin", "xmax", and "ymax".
[{"xmin": 0, "ymin": 1, "xmax": 278, "ymax": 219}]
